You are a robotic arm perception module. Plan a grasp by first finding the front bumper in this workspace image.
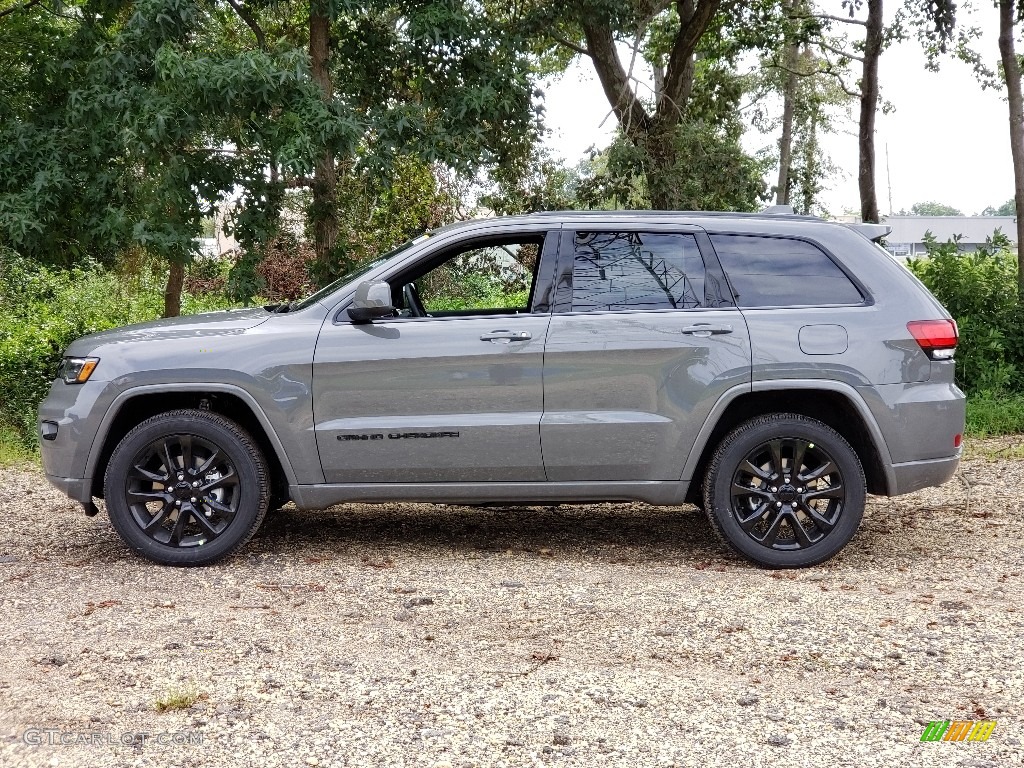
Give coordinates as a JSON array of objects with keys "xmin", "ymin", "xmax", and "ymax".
[{"xmin": 38, "ymin": 378, "xmax": 112, "ymax": 501}]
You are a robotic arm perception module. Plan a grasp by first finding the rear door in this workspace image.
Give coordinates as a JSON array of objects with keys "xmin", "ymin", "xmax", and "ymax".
[
  {"xmin": 706, "ymin": 232, "xmax": 882, "ymax": 384},
  {"xmin": 540, "ymin": 225, "xmax": 752, "ymax": 482}
]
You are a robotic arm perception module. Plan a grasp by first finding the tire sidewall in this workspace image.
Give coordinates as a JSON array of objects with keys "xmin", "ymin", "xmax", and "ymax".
[
  {"xmin": 104, "ymin": 411, "xmax": 266, "ymax": 566},
  {"xmin": 706, "ymin": 416, "xmax": 866, "ymax": 569}
]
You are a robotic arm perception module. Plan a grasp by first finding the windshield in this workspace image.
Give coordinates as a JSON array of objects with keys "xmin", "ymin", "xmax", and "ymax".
[{"xmin": 291, "ymin": 236, "xmax": 426, "ymax": 311}]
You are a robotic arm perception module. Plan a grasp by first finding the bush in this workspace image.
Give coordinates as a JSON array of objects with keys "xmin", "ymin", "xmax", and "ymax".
[
  {"xmin": 0, "ymin": 250, "xmax": 239, "ymax": 449},
  {"xmin": 907, "ymin": 231, "xmax": 1024, "ymax": 396},
  {"xmin": 965, "ymin": 392, "xmax": 1024, "ymax": 437}
]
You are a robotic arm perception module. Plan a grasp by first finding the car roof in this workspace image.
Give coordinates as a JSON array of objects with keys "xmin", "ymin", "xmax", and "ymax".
[{"xmin": 430, "ymin": 211, "xmax": 889, "ymax": 243}]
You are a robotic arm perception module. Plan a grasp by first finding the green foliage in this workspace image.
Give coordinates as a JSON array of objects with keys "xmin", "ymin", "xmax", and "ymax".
[
  {"xmin": 0, "ymin": 249, "xmax": 238, "ymax": 448},
  {"xmin": 0, "ymin": 424, "xmax": 35, "ymax": 467},
  {"xmin": 752, "ymin": 41, "xmax": 854, "ymax": 216},
  {"xmin": 965, "ymin": 392, "xmax": 1024, "ymax": 437},
  {"xmin": 418, "ymin": 242, "xmax": 536, "ymax": 311},
  {"xmin": 981, "ymin": 198, "xmax": 1016, "ymax": 216},
  {"xmin": 480, "ymin": 147, "xmax": 581, "ymax": 216},
  {"xmin": 423, "ymin": 279, "xmax": 529, "ymax": 312},
  {"xmin": 903, "ymin": 201, "xmax": 964, "ymax": 216},
  {"xmin": 307, "ymin": 157, "xmax": 461, "ymax": 286},
  {"xmin": 0, "ymin": 0, "xmax": 350, "ymax": 282},
  {"xmin": 578, "ymin": 123, "xmax": 769, "ymax": 212},
  {"xmin": 907, "ymin": 230, "xmax": 1024, "ymax": 395}
]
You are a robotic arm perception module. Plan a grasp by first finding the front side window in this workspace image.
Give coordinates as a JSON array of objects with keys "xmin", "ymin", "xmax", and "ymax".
[
  {"xmin": 394, "ymin": 237, "xmax": 543, "ymax": 318},
  {"xmin": 710, "ymin": 234, "xmax": 864, "ymax": 307},
  {"xmin": 570, "ymin": 231, "xmax": 709, "ymax": 312}
]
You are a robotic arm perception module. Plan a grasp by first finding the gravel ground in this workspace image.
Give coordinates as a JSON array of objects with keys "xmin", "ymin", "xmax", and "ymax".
[{"xmin": 1, "ymin": 443, "xmax": 1021, "ymax": 768}]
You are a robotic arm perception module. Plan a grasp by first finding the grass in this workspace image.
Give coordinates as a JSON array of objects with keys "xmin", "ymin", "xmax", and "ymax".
[
  {"xmin": 965, "ymin": 392, "xmax": 1024, "ymax": 438},
  {"xmin": 0, "ymin": 424, "xmax": 36, "ymax": 467},
  {"xmin": 154, "ymin": 683, "xmax": 208, "ymax": 713}
]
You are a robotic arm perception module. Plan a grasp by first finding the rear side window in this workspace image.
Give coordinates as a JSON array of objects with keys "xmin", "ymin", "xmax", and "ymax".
[
  {"xmin": 710, "ymin": 234, "xmax": 863, "ymax": 307},
  {"xmin": 570, "ymin": 231, "xmax": 708, "ymax": 312}
]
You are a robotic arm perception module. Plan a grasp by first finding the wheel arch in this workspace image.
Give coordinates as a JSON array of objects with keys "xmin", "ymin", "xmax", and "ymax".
[
  {"xmin": 682, "ymin": 381, "xmax": 894, "ymax": 504},
  {"xmin": 87, "ymin": 384, "xmax": 296, "ymax": 503}
]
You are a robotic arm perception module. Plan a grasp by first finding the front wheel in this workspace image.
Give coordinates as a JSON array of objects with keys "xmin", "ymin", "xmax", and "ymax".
[
  {"xmin": 703, "ymin": 414, "xmax": 866, "ymax": 568},
  {"xmin": 104, "ymin": 409, "xmax": 270, "ymax": 566}
]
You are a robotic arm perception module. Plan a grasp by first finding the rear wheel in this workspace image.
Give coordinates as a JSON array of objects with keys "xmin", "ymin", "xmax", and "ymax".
[
  {"xmin": 703, "ymin": 414, "xmax": 865, "ymax": 568},
  {"xmin": 104, "ymin": 409, "xmax": 269, "ymax": 566}
]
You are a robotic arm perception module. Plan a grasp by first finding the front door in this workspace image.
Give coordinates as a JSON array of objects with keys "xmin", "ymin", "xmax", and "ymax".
[{"xmin": 312, "ymin": 231, "xmax": 557, "ymax": 483}]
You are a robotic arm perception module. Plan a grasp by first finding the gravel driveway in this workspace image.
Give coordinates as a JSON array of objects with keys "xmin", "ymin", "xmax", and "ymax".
[{"xmin": 1, "ymin": 442, "xmax": 1021, "ymax": 768}]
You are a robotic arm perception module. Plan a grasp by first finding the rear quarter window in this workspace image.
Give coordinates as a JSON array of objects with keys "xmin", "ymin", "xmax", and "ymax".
[{"xmin": 710, "ymin": 234, "xmax": 863, "ymax": 307}]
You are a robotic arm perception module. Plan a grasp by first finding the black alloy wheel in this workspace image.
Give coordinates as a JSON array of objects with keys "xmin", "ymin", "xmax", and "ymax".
[
  {"xmin": 703, "ymin": 414, "xmax": 866, "ymax": 568},
  {"xmin": 104, "ymin": 409, "xmax": 269, "ymax": 566}
]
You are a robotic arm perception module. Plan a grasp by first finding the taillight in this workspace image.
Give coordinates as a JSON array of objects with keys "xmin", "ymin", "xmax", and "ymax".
[{"xmin": 907, "ymin": 319, "xmax": 958, "ymax": 360}]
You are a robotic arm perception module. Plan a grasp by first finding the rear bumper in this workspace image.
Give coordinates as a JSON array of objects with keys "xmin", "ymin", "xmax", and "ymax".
[
  {"xmin": 44, "ymin": 474, "xmax": 93, "ymax": 503},
  {"xmin": 889, "ymin": 453, "xmax": 961, "ymax": 496}
]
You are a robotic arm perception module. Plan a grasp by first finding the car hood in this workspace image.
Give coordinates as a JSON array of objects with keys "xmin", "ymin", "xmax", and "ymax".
[{"xmin": 65, "ymin": 307, "xmax": 272, "ymax": 356}]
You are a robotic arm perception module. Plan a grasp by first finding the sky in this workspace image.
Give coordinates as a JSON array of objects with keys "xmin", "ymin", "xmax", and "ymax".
[{"xmin": 539, "ymin": 4, "xmax": 1015, "ymax": 217}]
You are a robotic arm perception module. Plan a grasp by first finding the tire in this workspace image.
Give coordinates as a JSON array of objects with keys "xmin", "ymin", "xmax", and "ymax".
[
  {"xmin": 104, "ymin": 409, "xmax": 270, "ymax": 566},
  {"xmin": 702, "ymin": 414, "xmax": 866, "ymax": 569}
]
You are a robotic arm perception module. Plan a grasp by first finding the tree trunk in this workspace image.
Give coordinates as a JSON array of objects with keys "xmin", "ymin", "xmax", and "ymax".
[
  {"xmin": 998, "ymin": 0, "xmax": 1024, "ymax": 297},
  {"xmin": 776, "ymin": 40, "xmax": 800, "ymax": 206},
  {"xmin": 309, "ymin": 7, "xmax": 337, "ymax": 266},
  {"xmin": 579, "ymin": 4, "xmax": 717, "ymax": 212},
  {"xmin": 163, "ymin": 259, "xmax": 184, "ymax": 318},
  {"xmin": 799, "ymin": 111, "xmax": 818, "ymax": 215},
  {"xmin": 645, "ymin": 127, "xmax": 681, "ymax": 210},
  {"xmin": 858, "ymin": 0, "xmax": 883, "ymax": 223}
]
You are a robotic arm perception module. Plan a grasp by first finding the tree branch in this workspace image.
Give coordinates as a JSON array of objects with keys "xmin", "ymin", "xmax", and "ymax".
[
  {"xmin": 224, "ymin": 0, "xmax": 268, "ymax": 51},
  {"xmin": 581, "ymin": 21, "xmax": 652, "ymax": 137},
  {"xmin": 0, "ymin": 0, "xmax": 41, "ymax": 19},
  {"xmin": 659, "ymin": 0, "xmax": 721, "ymax": 124},
  {"xmin": 550, "ymin": 33, "xmax": 591, "ymax": 57},
  {"xmin": 816, "ymin": 50, "xmax": 862, "ymax": 98},
  {"xmin": 765, "ymin": 61, "xmax": 820, "ymax": 79},
  {"xmin": 794, "ymin": 12, "xmax": 868, "ymax": 27},
  {"xmin": 816, "ymin": 39, "xmax": 864, "ymax": 62}
]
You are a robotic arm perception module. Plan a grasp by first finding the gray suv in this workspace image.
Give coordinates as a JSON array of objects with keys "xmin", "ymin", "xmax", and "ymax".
[{"xmin": 38, "ymin": 210, "xmax": 965, "ymax": 568}]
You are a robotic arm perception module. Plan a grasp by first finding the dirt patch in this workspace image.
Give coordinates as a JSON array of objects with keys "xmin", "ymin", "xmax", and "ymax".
[{"xmin": 0, "ymin": 450, "xmax": 1021, "ymax": 767}]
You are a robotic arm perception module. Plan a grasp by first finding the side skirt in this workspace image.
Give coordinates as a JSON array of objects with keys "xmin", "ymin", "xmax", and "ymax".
[{"xmin": 288, "ymin": 481, "xmax": 690, "ymax": 510}]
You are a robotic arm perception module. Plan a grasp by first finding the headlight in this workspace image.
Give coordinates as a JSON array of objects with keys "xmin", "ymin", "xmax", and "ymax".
[{"xmin": 57, "ymin": 356, "xmax": 99, "ymax": 384}]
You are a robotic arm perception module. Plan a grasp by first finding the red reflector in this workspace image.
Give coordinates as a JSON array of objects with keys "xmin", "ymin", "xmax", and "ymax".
[
  {"xmin": 907, "ymin": 319, "xmax": 958, "ymax": 351},
  {"xmin": 954, "ymin": 433, "xmax": 962, "ymax": 448}
]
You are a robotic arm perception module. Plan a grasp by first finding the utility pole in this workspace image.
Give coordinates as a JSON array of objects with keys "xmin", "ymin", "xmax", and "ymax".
[{"xmin": 885, "ymin": 143, "xmax": 893, "ymax": 217}]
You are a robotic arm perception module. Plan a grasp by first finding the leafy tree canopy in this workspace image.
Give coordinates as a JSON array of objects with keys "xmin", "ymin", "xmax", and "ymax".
[
  {"xmin": 904, "ymin": 200, "xmax": 964, "ymax": 216},
  {"xmin": 1, "ymin": 0, "xmax": 539, "ymax": 304},
  {"xmin": 982, "ymin": 199, "xmax": 1017, "ymax": 216}
]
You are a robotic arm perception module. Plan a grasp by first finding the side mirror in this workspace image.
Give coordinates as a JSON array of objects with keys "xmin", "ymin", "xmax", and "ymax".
[{"xmin": 348, "ymin": 281, "xmax": 395, "ymax": 323}]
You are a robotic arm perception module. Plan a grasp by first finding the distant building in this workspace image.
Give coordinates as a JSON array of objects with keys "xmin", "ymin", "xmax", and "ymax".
[{"xmin": 881, "ymin": 216, "xmax": 1017, "ymax": 258}]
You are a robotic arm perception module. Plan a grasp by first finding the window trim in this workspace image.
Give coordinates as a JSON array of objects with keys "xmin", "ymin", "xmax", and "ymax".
[
  {"xmin": 705, "ymin": 231, "xmax": 874, "ymax": 310},
  {"xmin": 334, "ymin": 229, "xmax": 560, "ymax": 323}
]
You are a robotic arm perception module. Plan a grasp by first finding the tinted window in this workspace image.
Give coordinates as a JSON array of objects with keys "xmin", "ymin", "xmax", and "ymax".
[
  {"xmin": 571, "ymin": 231, "xmax": 707, "ymax": 312},
  {"xmin": 710, "ymin": 235, "xmax": 863, "ymax": 307}
]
